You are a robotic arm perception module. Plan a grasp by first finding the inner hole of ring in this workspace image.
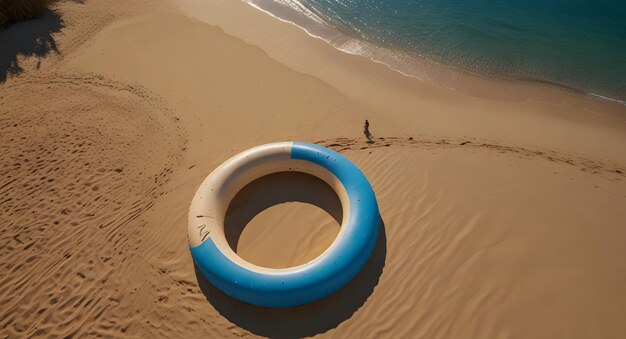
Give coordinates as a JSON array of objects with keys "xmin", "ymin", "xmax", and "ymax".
[{"xmin": 224, "ymin": 171, "xmax": 343, "ymax": 269}]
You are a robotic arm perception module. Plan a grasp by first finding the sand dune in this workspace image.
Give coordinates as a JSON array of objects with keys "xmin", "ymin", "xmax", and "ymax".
[{"xmin": 1, "ymin": 0, "xmax": 625, "ymax": 338}]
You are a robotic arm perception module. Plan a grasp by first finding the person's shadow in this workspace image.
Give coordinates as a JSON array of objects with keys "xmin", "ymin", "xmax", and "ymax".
[
  {"xmin": 194, "ymin": 172, "xmax": 387, "ymax": 338},
  {"xmin": 0, "ymin": 9, "xmax": 63, "ymax": 83}
]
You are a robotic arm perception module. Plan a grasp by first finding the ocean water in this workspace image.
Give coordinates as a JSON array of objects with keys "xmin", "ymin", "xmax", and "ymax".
[{"xmin": 248, "ymin": 0, "xmax": 626, "ymax": 102}]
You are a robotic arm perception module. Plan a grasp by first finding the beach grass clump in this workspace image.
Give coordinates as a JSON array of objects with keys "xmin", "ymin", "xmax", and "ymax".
[{"xmin": 0, "ymin": 0, "xmax": 49, "ymax": 29}]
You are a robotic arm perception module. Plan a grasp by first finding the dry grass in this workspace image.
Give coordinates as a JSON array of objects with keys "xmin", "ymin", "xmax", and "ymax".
[{"xmin": 0, "ymin": 0, "xmax": 50, "ymax": 29}]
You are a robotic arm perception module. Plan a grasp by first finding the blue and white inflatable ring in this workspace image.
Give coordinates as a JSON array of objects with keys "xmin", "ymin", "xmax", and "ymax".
[{"xmin": 188, "ymin": 142, "xmax": 380, "ymax": 308}]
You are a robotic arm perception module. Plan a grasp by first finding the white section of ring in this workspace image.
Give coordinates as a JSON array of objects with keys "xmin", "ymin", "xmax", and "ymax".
[{"xmin": 188, "ymin": 142, "xmax": 350, "ymax": 275}]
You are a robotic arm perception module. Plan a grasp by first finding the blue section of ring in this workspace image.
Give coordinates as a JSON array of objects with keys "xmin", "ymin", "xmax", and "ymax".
[{"xmin": 190, "ymin": 142, "xmax": 380, "ymax": 308}]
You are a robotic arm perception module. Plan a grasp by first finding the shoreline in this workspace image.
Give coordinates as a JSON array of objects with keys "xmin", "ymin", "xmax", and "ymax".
[
  {"xmin": 245, "ymin": 0, "xmax": 626, "ymax": 107},
  {"xmin": 176, "ymin": 0, "xmax": 626, "ymax": 162}
]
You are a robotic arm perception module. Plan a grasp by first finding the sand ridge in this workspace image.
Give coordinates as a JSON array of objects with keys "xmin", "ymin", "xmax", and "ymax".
[{"xmin": 316, "ymin": 136, "xmax": 626, "ymax": 182}]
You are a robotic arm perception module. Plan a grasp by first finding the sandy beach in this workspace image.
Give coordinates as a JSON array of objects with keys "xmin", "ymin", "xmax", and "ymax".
[{"xmin": 1, "ymin": 0, "xmax": 626, "ymax": 337}]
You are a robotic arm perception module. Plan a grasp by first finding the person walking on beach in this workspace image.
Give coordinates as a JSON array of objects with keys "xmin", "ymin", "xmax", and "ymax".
[{"xmin": 364, "ymin": 119, "xmax": 373, "ymax": 142}]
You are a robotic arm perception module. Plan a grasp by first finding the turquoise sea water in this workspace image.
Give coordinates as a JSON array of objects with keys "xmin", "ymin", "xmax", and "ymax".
[{"xmin": 261, "ymin": 0, "xmax": 626, "ymax": 102}]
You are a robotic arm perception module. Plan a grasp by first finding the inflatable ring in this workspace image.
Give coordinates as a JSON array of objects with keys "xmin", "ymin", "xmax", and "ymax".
[{"xmin": 188, "ymin": 142, "xmax": 380, "ymax": 308}]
